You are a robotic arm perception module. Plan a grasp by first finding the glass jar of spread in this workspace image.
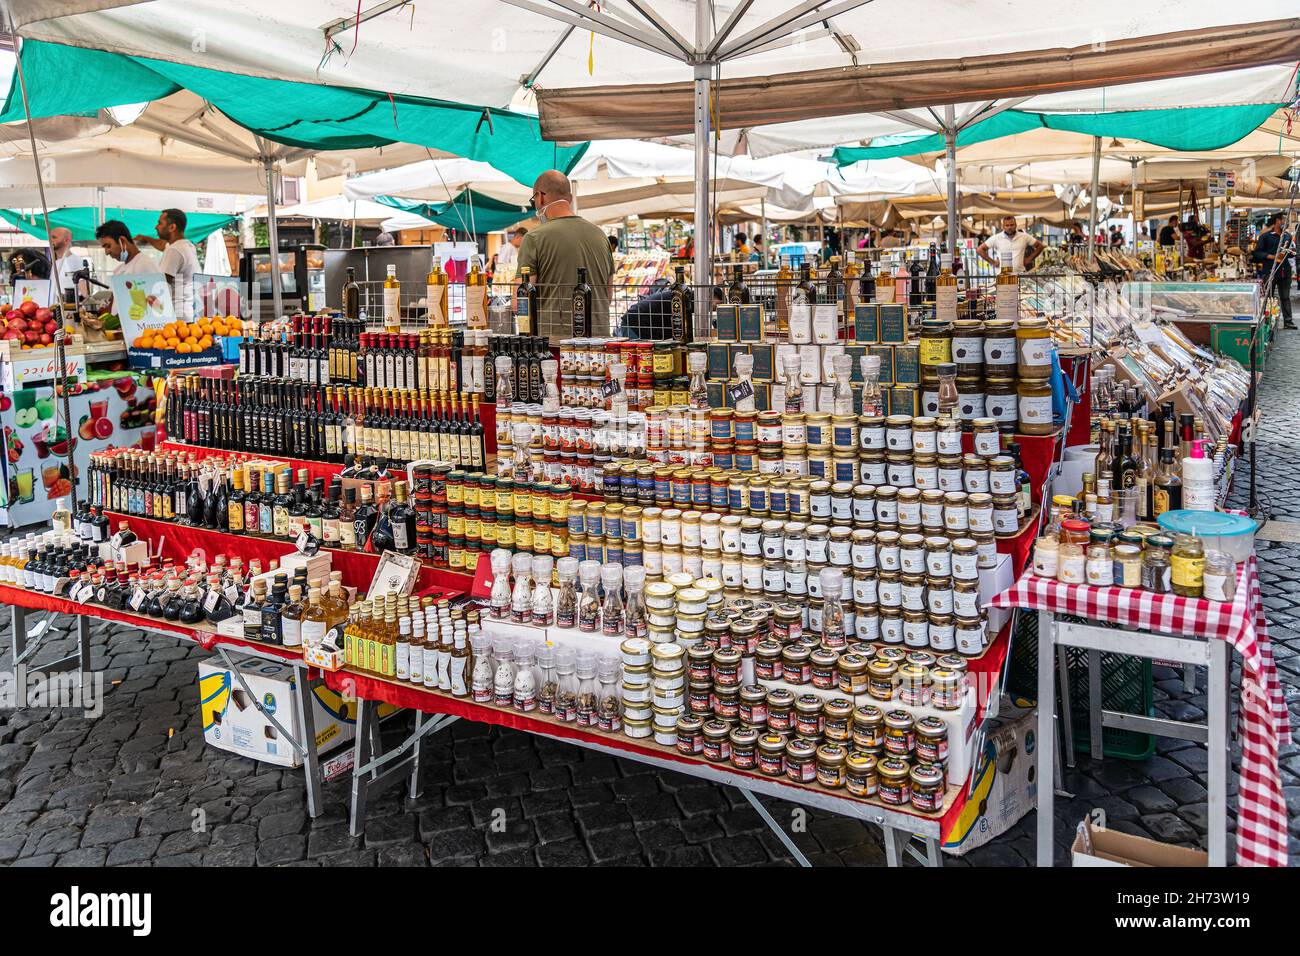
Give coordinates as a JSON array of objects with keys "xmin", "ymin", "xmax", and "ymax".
[
  {"xmin": 754, "ymin": 640, "xmax": 784, "ymax": 681},
  {"xmin": 952, "ymin": 319, "xmax": 984, "ymax": 374},
  {"xmin": 702, "ymin": 720, "xmax": 732, "ymax": 762},
  {"xmin": 880, "ymin": 607, "xmax": 903, "ymax": 644},
  {"xmin": 909, "ymin": 764, "xmax": 945, "ymax": 813},
  {"xmin": 898, "ymin": 661, "xmax": 930, "ymax": 707},
  {"xmin": 729, "ymin": 727, "xmax": 760, "ymax": 771},
  {"xmin": 985, "ymin": 375, "xmax": 1018, "ymax": 430},
  {"xmin": 739, "ymin": 684, "xmax": 769, "ymax": 727},
  {"xmin": 784, "ymin": 738, "xmax": 818, "ymax": 784},
  {"xmin": 816, "ymin": 743, "xmax": 848, "ymax": 789},
  {"xmin": 919, "ymin": 319, "xmax": 953, "ymax": 368},
  {"xmin": 810, "ymin": 648, "xmax": 840, "ymax": 690},
  {"xmin": 912, "ymin": 416, "xmax": 938, "ymax": 455},
  {"xmin": 766, "ymin": 688, "xmax": 795, "ymax": 733},
  {"xmin": 837, "ymin": 653, "xmax": 869, "ymax": 695},
  {"xmin": 883, "ymin": 709, "xmax": 915, "ymax": 758},
  {"xmin": 675, "ymin": 715, "xmax": 704, "ymax": 755},
  {"xmin": 782, "ymin": 643, "xmax": 812, "ymax": 684},
  {"xmin": 897, "ymin": 488, "xmax": 922, "ymax": 527},
  {"xmin": 982, "ymin": 319, "xmax": 1017, "ymax": 371},
  {"xmin": 915, "ymin": 715, "xmax": 949, "ymax": 765},
  {"xmin": 758, "ymin": 733, "xmax": 788, "ymax": 776},
  {"xmin": 1171, "ymin": 533, "xmax": 1205, "ymax": 598},
  {"xmin": 867, "ymin": 658, "xmax": 898, "ymax": 701},
  {"xmin": 993, "ymin": 495, "xmax": 1020, "ymax": 535},
  {"xmin": 1016, "ymin": 317, "xmax": 1053, "ymax": 379},
  {"xmin": 711, "ymin": 685, "xmax": 740, "ymax": 721},
  {"xmin": 845, "ymin": 751, "xmax": 879, "ymax": 797},
  {"xmin": 822, "ymin": 698, "xmax": 854, "ymax": 743},
  {"xmin": 687, "ymin": 681, "xmax": 713, "ymax": 716},
  {"xmin": 877, "ymin": 756, "xmax": 912, "ymax": 806},
  {"xmin": 1017, "ymin": 379, "xmax": 1054, "ymax": 435},
  {"xmin": 794, "ymin": 693, "xmax": 825, "ymax": 738},
  {"xmin": 1112, "ymin": 543, "xmax": 1143, "ymax": 588},
  {"xmin": 930, "ymin": 667, "xmax": 963, "ymax": 710},
  {"xmin": 852, "ymin": 704, "xmax": 885, "ymax": 750}
]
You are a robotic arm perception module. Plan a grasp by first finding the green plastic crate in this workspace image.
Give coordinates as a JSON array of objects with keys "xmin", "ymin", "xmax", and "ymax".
[{"xmin": 1005, "ymin": 612, "xmax": 1156, "ymax": 760}]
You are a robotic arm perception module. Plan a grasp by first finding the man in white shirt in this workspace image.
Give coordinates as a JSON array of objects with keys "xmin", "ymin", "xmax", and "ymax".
[
  {"xmin": 96, "ymin": 220, "xmax": 159, "ymax": 313},
  {"xmin": 495, "ymin": 226, "xmax": 525, "ymax": 269},
  {"xmin": 977, "ymin": 215, "xmax": 1044, "ymax": 273},
  {"xmin": 50, "ymin": 227, "xmax": 91, "ymax": 302},
  {"xmin": 135, "ymin": 208, "xmax": 198, "ymax": 319}
]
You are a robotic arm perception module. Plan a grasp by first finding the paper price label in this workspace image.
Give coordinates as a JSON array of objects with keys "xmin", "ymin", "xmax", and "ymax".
[
  {"xmin": 601, "ymin": 378, "xmax": 623, "ymax": 398},
  {"xmin": 727, "ymin": 380, "xmax": 754, "ymax": 405}
]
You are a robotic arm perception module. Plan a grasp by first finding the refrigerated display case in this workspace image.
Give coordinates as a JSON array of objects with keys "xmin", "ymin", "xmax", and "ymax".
[{"xmin": 240, "ymin": 244, "xmax": 327, "ymax": 318}]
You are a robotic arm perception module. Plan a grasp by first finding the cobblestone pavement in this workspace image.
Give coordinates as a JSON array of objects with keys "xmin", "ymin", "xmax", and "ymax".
[{"xmin": 2, "ymin": 330, "xmax": 1298, "ymax": 868}]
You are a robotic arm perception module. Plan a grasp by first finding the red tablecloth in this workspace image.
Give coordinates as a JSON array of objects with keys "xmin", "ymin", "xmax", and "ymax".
[{"xmin": 989, "ymin": 557, "xmax": 1289, "ymax": 867}]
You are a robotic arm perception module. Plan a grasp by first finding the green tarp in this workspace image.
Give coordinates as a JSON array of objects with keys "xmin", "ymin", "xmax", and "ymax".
[
  {"xmin": 375, "ymin": 191, "xmax": 532, "ymax": 234},
  {"xmin": 0, "ymin": 40, "xmax": 588, "ymax": 186},
  {"xmin": 833, "ymin": 104, "xmax": 1285, "ymax": 165},
  {"xmin": 0, "ymin": 207, "xmax": 234, "ymax": 242}
]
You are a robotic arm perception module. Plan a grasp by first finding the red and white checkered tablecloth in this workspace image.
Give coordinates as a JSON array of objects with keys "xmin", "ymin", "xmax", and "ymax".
[{"xmin": 989, "ymin": 557, "xmax": 1290, "ymax": 867}]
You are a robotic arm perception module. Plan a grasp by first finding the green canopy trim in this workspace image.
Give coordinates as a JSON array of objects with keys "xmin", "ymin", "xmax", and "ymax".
[
  {"xmin": 375, "ymin": 191, "xmax": 533, "ymax": 234},
  {"xmin": 0, "ymin": 40, "xmax": 588, "ymax": 187},
  {"xmin": 833, "ymin": 103, "xmax": 1285, "ymax": 165},
  {"xmin": 0, "ymin": 207, "xmax": 235, "ymax": 243}
]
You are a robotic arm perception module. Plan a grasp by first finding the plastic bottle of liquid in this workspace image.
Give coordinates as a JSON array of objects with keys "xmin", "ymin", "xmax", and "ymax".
[{"xmin": 1182, "ymin": 439, "xmax": 1216, "ymax": 511}]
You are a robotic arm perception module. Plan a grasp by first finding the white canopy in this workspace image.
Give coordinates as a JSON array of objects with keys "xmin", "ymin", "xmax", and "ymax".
[{"xmin": 247, "ymin": 195, "xmax": 407, "ymax": 224}]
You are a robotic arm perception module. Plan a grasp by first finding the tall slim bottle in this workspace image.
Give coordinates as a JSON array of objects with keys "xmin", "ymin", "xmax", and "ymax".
[
  {"xmin": 572, "ymin": 267, "xmax": 593, "ymax": 337},
  {"xmin": 383, "ymin": 264, "xmax": 401, "ymax": 333},
  {"xmin": 426, "ymin": 255, "xmax": 448, "ymax": 327}
]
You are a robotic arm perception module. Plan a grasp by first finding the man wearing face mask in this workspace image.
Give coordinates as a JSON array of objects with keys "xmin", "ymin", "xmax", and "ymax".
[
  {"xmin": 96, "ymin": 220, "xmax": 155, "ymax": 276},
  {"xmin": 517, "ymin": 170, "xmax": 613, "ymax": 334}
]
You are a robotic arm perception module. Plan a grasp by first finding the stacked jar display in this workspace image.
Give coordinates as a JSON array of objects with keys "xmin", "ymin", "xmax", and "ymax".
[{"xmin": 430, "ymin": 469, "xmax": 573, "ymax": 572}]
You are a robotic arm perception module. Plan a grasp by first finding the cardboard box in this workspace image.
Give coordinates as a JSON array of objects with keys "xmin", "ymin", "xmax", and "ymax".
[
  {"xmin": 198, "ymin": 654, "xmax": 355, "ymax": 767},
  {"xmin": 941, "ymin": 707, "xmax": 1038, "ymax": 856},
  {"xmin": 1071, "ymin": 821, "xmax": 1208, "ymax": 867}
]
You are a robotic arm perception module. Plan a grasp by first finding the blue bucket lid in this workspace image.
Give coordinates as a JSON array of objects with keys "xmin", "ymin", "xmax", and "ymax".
[{"xmin": 1156, "ymin": 510, "xmax": 1257, "ymax": 537}]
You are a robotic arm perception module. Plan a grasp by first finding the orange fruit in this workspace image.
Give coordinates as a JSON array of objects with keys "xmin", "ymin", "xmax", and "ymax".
[
  {"xmin": 177, "ymin": 341, "xmax": 192, "ymax": 354},
  {"xmin": 165, "ymin": 337, "xmax": 180, "ymax": 349},
  {"xmin": 198, "ymin": 335, "xmax": 213, "ymax": 350},
  {"xmin": 132, "ymin": 335, "xmax": 147, "ymax": 348}
]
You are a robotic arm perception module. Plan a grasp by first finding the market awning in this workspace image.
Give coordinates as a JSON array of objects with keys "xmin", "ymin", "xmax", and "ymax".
[
  {"xmin": 0, "ymin": 206, "xmax": 235, "ymax": 241},
  {"xmin": 373, "ymin": 192, "xmax": 534, "ymax": 234}
]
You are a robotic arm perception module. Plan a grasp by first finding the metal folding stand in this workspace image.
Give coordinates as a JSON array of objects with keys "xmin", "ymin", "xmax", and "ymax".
[
  {"xmin": 9, "ymin": 603, "xmax": 91, "ymax": 693},
  {"xmin": 1036, "ymin": 610, "xmax": 1230, "ymax": 866},
  {"xmin": 344, "ymin": 692, "xmax": 944, "ymax": 866}
]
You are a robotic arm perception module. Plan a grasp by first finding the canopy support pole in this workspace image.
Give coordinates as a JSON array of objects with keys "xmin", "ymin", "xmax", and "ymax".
[
  {"xmin": 760, "ymin": 197, "xmax": 768, "ymax": 268},
  {"xmin": 1130, "ymin": 158, "xmax": 1139, "ymax": 252},
  {"xmin": 1087, "ymin": 136, "xmax": 1101, "ymax": 252},
  {"xmin": 944, "ymin": 105, "xmax": 958, "ymax": 263},
  {"xmin": 691, "ymin": 0, "xmax": 714, "ymax": 298},
  {"xmin": 263, "ymin": 154, "xmax": 284, "ymax": 320}
]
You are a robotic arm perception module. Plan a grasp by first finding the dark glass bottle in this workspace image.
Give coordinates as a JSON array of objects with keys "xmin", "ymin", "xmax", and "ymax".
[
  {"xmin": 352, "ymin": 484, "xmax": 379, "ymax": 552},
  {"xmin": 369, "ymin": 484, "xmax": 396, "ymax": 553},
  {"xmin": 572, "ymin": 267, "xmax": 593, "ymax": 337},
  {"xmin": 388, "ymin": 480, "xmax": 417, "ymax": 555}
]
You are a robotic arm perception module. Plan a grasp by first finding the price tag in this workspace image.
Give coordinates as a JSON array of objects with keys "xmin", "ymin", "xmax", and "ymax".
[
  {"xmin": 74, "ymin": 583, "xmax": 94, "ymax": 604},
  {"xmin": 727, "ymin": 379, "xmax": 754, "ymax": 406},
  {"xmin": 129, "ymin": 590, "xmax": 146, "ymax": 612},
  {"xmin": 295, "ymin": 530, "xmax": 321, "ymax": 556},
  {"xmin": 202, "ymin": 590, "xmax": 220, "ymax": 614},
  {"xmin": 601, "ymin": 378, "xmax": 623, "ymax": 398}
]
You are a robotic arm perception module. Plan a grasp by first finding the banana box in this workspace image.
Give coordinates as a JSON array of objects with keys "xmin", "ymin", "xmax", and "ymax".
[{"xmin": 198, "ymin": 654, "xmax": 359, "ymax": 767}]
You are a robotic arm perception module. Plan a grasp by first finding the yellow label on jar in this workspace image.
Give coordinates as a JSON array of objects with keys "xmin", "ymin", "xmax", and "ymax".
[
  {"xmin": 1171, "ymin": 554, "xmax": 1204, "ymax": 589},
  {"xmin": 653, "ymin": 352, "xmax": 674, "ymax": 374},
  {"xmin": 918, "ymin": 338, "xmax": 952, "ymax": 366}
]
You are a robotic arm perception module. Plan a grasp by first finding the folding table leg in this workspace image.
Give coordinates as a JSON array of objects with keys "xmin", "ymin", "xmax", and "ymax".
[
  {"xmin": 1087, "ymin": 648, "xmax": 1104, "ymax": 760},
  {"xmin": 291, "ymin": 667, "xmax": 322, "ymax": 818},
  {"xmin": 1037, "ymin": 610, "xmax": 1057, "ymax": 867},
  {"xmin": 1206, "ymin": 639, "xmax": 1229, "ymax": 867},
  {"xmin": 407, "ymin": 711, "xmax": 424, "ymax": 801},
  {"xmin": 349, "ymin": 698, "xmax": 379, "ymax": 838},
  {"xmin": 1056, "ymin": 644, "xmax": 1075, "ymax": 769}
]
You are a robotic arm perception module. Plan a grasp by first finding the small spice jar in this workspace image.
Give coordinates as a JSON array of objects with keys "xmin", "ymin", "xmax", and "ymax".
[
  {"xmin": 867, "ymin": 657, "xmax": 898, "ymax": 702},
  {"xmin": 758, "ymin": 733, "xmax": 788, "ymax": 776},
  {"xmin": 816, "ymin": 743, "xmax": 848, "ymax": 789},
  {"xmin": 729, "ymin": 726, "xmax": 760, "ymax": 770},
  {"xmin": 754, "ymin": 639, "xmax": 784, "ymax": 680},
  {"xmin": 930, "ymin": 667, "xmax": 963, "ymax": 711},
  {"xmin": 909, "ymin": 764, "xmax": 945, "ymax": 813},
  {"xmin": 784, "ymin": 738, "xmax": 818, "ymax": 784},
  {"xmin": 851, "ymin": 704, "xmax": 885, "ymax": 751},
  {"xmin": 702, "ymin": 720, "xmax": 732, "ymax": 762},
  {"xmin": 673, "ymin": 715, "xmax": 704, "ymax": 755},
  {"xmin": 877, "ymin": 757, "xmax": 912, "ymax": 806},
  {"xmin": 739, "ymin": 684, "xmax": 769, "ymax": 727},
  {"xmin": 915, "ymin": 715, "xmax": 950, "ymax": 765},
  {"xmin": 767, "ymin": 688, "xmax": 795, "ymax": 733},
  {"xmin": 883, "ymin": 709, "xmax": 915, "ymax": 756},
  {"xmin": 711, "ymin": 685, "xmax": 740, "ymax": 721},
  {"xmin": 794, "ymin": 693, "xmax": 825, "ymax": 738},
  {"xmin": 822, "ymin": 697, "xmax": 854, "ymax": 743},
  {"xmin": 845, "ymin": 751, "xmax": 879, "ymax": 797}
]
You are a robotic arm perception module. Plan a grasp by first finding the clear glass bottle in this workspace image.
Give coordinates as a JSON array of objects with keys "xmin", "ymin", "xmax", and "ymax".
[
  {"xmin": 512, "ymin": 639, "xmax": 538, "ymax": 712},
  {"xmin": 600, "ymin": 564, "xmax": 625, "ymax": 637},
  {"xmin": 488, "ymin": 548, "xmax": 513, "ymax": 619},
  {"xmin": 529, "ymin": 555, "xmax": 555, "ymax": 626},
  {"xmin": 732, "ymin": 353, "xmax": 756, "ymax": 413},
  {"xmin": 537, "ymin": 644, "xmax": 559, "ymax": 714},
  {"xmin": 470, "ymin": 633, "xmax": 494, "ymax": 703},
  {"xmin": 596, "ymin": 655, "xmax": 622, "ymax": 733},
  {"xmin": 492, "ymin": 636, "xmax": 516, "ymax": 707},
  {"xmin": 782, "ymin": 353, "xmax": 804, "ymax": 413},
  {"xmin": 576, "ymin": 559, "xmax": 603, "ymax": 633},
  {"xmin": 819, "ymin": 567, "xmax": 847, "ymax": 650},
  {"xmin": 936, "ymin": 361, "xmax": 959, "ymax": 417},
  {"xmin": 687, "ymin": 351, "xmax": 708, "ymax": 410},
  {"xmin": 623, "ymin": 565, "xmax": 647, "ymax": 639},
  {"xmin": 555, "ymin": 556, "xmax": 580, "ymax": 629},
  {"xmin": 540, "ymin": 358, "xmax": 561, "ymax": 413},
  {"xmin": 494, "ymin": 355, "xmax": 514, "ymax": 410},
  {"xmin": 831, "ymin": 354, "xmax": 855, "ymax": 416},
  {"xmin": 510, "ymin": 551, "xmax": 534, "ymax": 623},
  {"xmin": 554, "ymin": 649, "xmax": 579, "ymax": 722},
  {"xmin": 575, "ymin": 652, "xmax": 600, "ymax": 727},
  {"xmin": 859, "ymin": 354, "xmax": 882, "ymax": 417}
]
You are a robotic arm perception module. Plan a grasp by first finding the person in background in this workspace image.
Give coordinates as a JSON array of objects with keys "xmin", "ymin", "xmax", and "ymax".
[
  {"xmin": 50, "ymin": 227, "xmax": 91, "ymax": 301},
  {"xmin": 1066, "ymin": 222, "xmax": 1086, "ymax": 248},
  {"xmin": 1182, "ymin": 213, "xmax": 1210, "ymax": 258},
  {"xmin": 517, "ymin": 169, "xmax": 614, "ymax": 332},
  {"xmin": 135, "ymin": 208, "xmax": 198, "ymax": 319},
  {"xmin": 95, "ymin": 220, "xmax": 154, "ymax": 276},
  {"xmin": 1109, "ymin": 225, "xmax": 1125, "ymax": 247},
  {"xmin": 1252, "ymin": 212, "xmax": 1295, "ymax": 329},
  {"xmin": 374, "ymin": 232, "xmax": 395, "ymax": 247},
  {"xmin": 495, "ymin": 226, "xmax": 525, "ymax": 269},
  {"xmin": 608, "ymin": 234, "xmax": 620, "ymax": 255},
  {"xmin": 1157, "ymin": 215, "xmax": 1180, "ymax": 248},
  {"xmin": 750, "ymin": 234, "xmax": 764, "ymax": 264},
  {"xmin": 977, "ymin": 215, "xmax": 1043, "ymax": 272}
]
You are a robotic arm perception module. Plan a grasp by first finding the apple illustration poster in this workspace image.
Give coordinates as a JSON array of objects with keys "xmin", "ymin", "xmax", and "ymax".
[
  {"xmin": 0, "ymin": 372, "xmax": 155, "ymax": 527},
  {"xmin": 13, "ymin": 279, "xmax": 54, "ymax": 308},
  {"xmin": 115, "ymin": 272, "xmax": 225, "ymax": 371}
]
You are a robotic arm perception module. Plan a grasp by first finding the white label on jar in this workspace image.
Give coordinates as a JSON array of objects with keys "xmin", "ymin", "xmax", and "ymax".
[
  {"xmin": 974, "ymin": 433, "xmax": 1000, "ymax": 456},
  {"xmin": 937, "ymin": 430, "xmax": 963, "ymax": 455},
  {"xmin": 898, "ymin": 501, "xmax": 921, "ymax": 525},
  {"xmin": 985, "ymin": 334, "xmax": 1016, "ymax": 364},
  {"xmin": 928, "ymin": 588, "xmax": 954, "ymax": 615},
  {"xmin": 1019, "ymin": 393, "xmax": 1053, "ymax": 425},
  {"xmin": 851, "ymin": 542, "xmax": 877, "ymax": 570},
  {"xmin": 927, "ymin": 552, "xmax": 952, "ymax": 577},
  {"xmin": 954, "ymin": 587, "xmax": 979, "ymax": 616},
  {"xmin": 722, "ymin": 560, "xmax": 743, "ymax": 587},
  {"xmin": 876, "ymin": 500, "xmax": 898, "ymax": 524},
  {"xmin": 862, "ymin": 425, "xmax": 885, "ymax": 450},
  {"xmin": 938, "ymin": 468, "xmax": 963, "ymax": 492},
  {"xmin": 922, "ymin": 390, "xmax": 940, "ymax": 417},
  {"xmin": 953, "ymin": 336, "xmax": 983, "ymax": 363},
  {"xmin": 763, "ymin": 565, "xmax": 785, "ymax": 592},
  {"xmin": 1020, "ymin": 337, "xmax": 1052, "ymax": 369},
  {"xmin": 783, "ymin": 423, "xmax": 806, "ymax": 445},
  {"xmin": 1202, "ymin": 571, "xmax": 1233, "ymax": 602},
  {"xmin": 977, "ymin": 538, "xmax": 999, "ymax": 568},
  {"xmin": 853, "ymin": 575, "xmax": 878, "ymax": 605},
  {"xmin": 914, "ymin": 465, "xmax": 938, "ymax": 490},
  {"xmin": 861, "ymin": 462, "xmax": 887, "ymax": 485},
  {"xmin": 956, "ymin": 623, "xmax": 984, "ymax": 655},
  {"xmin": 879, "ymin": 546, "xmax": 900, "ymax": 572},
  {"xmin": 994, "ymin": 507, "xmax": 1019, "ymax": 534},
  {"xmin": 785, "ymin": 570, "xmax": 808, "ymax": 596},
  {"xmin": 887, "ymin": 429, "xmax": 913, "ymax": 452},
  {"xmin": 888, "ymin": 464, "xmax": 915, "ymax": 487},
  {"xmin": 682, "ymin": 526, "xmax": 701, "ymax": 549},
  {"xmin": 989, "ymin": 470, "xmax": 1016, "ymax": 495},
  {"xmin": 953, "ymin": 551, "xmax": 979, "ymax": 579},
  {"xmin": 811, "ymin": 494, "xmax": 831, "ymax": 518},
  {"xmin": 901, "ymin": 549, "xmax": 926, "ymax": 574},
  {"xmin": 968, "ymin": 508, "xmax": 994, "ymax": 533},
  {"xmin": 762, "ymin": 534, "xmax": 784, "ymax": 559},
  {"xmin": 806, "ymin": 538, "xmax": 829, "ymax": 564},
  {"xmin": 902, "ymin": 582, "xmax": 925, "ymax": 610},
  {"xmin": 784, "ymin": 540, "xmax": 807, "ymax": 564},
  {"xmin": 1086, "ymin": 559, "xmax": 1113, "ymax": 587},
  {"xmin": 882, "ymin": 615, "xmax": 904, "ymax": 644},
  {"xmin": 808, "ymin": 603, "xmax": 823, "ymax": 632},
  {"xmin": 741, "ymin": 562, "xmax": 763, "ymax": 589},
  {"xmin": 922, "ymin": 502, "xmax": 945, "ymax": 526},
  {"xmin": 741, "ymin": 531, "xmax": 762, "ymax": 555},
  {"xmin": 852, "ymin": 499, "xmax": 875, "ymax": 524},
  {"xmin": 832, "ymin": 498, "xmax": 852, "ymax": 522},
  {"xmin": 758, "ymin": 423, "xmax": 782, "ymax": 443},
  {"xmin": 958, "ymin": 392, "xmax": 986, "ymax": 421},
  {"xmin": 945, "ymin": 507, "xmax": 969, "ymax": 531},
  {"xmin": 829, "ymin": 539, "xmax": 852, "ymax": 565},
  {"xmin": 929, "ymin": 622, "xmax": 956, "ymax": 652},
  {"xmin": 904, "ymin": 619, "xmax": 929, "ymax": 648},
  {"xmin": 758, "ymin": 457, "xmax": 783, "ymax": 475},
  {"xmin": 1058, "ymin": 553, "xmax": 1086, "ymax": 584},
  {"xmin": 913, "ymin": 432, "xmax": 937, "ymax": 456},
  {"xmin": 987, "ymin": 394, "xmax": 1016, "ymax": 422},
  {"xmin": 879, "ymin": 579, "xmax": 902, "ymax": 606},
  {"xmin": 857, "ymin": 614, "xmax": 881, "ymax": 642}
]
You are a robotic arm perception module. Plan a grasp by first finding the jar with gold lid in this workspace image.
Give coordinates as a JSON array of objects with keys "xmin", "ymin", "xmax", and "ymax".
[
  {"xmin": 883, "ymin": 709, "xmax": 915, "ymax": 757},
  {"xmin": 845, "ymin": 751, "xmax": 879, "ymax": 797},
  {"xmin": 729, "ymin": 726, "xmax": 760, "ymax": 770},
  {"xmin": 781, "ymin": 644, "xmax": 811, "ymax": 685},
  {"xmin": 915, "ymin": 715, "xmax": 950, "ymax": 765},
  {"xmin": 1018, "ymin": 378, "xmax": 1054, "ymax": 435},
  {"xmin": 952, "ymin": 319, "xmax": 985, "ymax": 375},
  {"xmin": 809, "ymin": 647, "xmax": 840, "ymax": 690},
  {"xmin": 785, "ymin": 738, "xmax": 818, "ymax": 784},
  {"xmin": 702, "ymin": 720, "xmax": 732, "ymax": 762},
  {"xmin": 757, "ymin": 733, "xmax": 788, "ymax": 776},
  {"xmin": 837, "ymin": 652, "xmax": 870, "ymax": 695},
  {"xmin": 867, "ymin": 657, "xmax": 897, "ymax": 701},
  {"xmin": 910, "ymin": 763, "xmax": 945, "ymax": 813},
  {"xmin": 898, "ymin": 661, "xmax": 930, "ymax": 707},
  {"xmin": 739, "ymin": 684, "xmax": 768, "ymax": 728},
  {"xmin": 877, "ymin": 756, "xmax": 912, "ymax": 806},
  {"xmin": 930, "ymin": 668, "xmax": 964, "ymax": 710},
  {"xmin": 822, "ymin": 698, "xmax": 854, "ymax": 744},
  {"xmin": 815, "ymin": 743, "xmax": 848, "ymax": 789},
  {"xmin": 852, "ymin": 704, "xmax": 885, "ymax": 751}
]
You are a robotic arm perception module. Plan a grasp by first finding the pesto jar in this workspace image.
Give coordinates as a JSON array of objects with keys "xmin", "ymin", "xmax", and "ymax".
[
  {"xmin": 816, "ymin": 743, "xmax": 848, "ymax": 789},
  {"xmin": 845, "ymin": 751, "xmax": 879, "ymax": 797},
  {"xmin": 883, "ymin": 709, "xmax": 915, "ymax": 757},
  {"xmin": 852, "ymin": 704, "xmax": 885, "ymax": 750}
]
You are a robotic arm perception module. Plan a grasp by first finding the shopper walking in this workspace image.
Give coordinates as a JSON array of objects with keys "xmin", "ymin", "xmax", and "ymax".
[
  {"xmin": 1253, "ymin": 212, "xmax": 1295, "ymax": 329},
  {"xmin": 1157, "ymin": 214, "xmax": 1181, "ymax": 248},
  {"xmin": 977, "ymin": 216, "xmax": 1043, "ymax": 272},
  {"xmin": 135, "ymin": 209, "xmax": 198, "ymax": 320},
  {"xmin": 517, "ymin": 170, "xmax": 613, "ymax": 333}
]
